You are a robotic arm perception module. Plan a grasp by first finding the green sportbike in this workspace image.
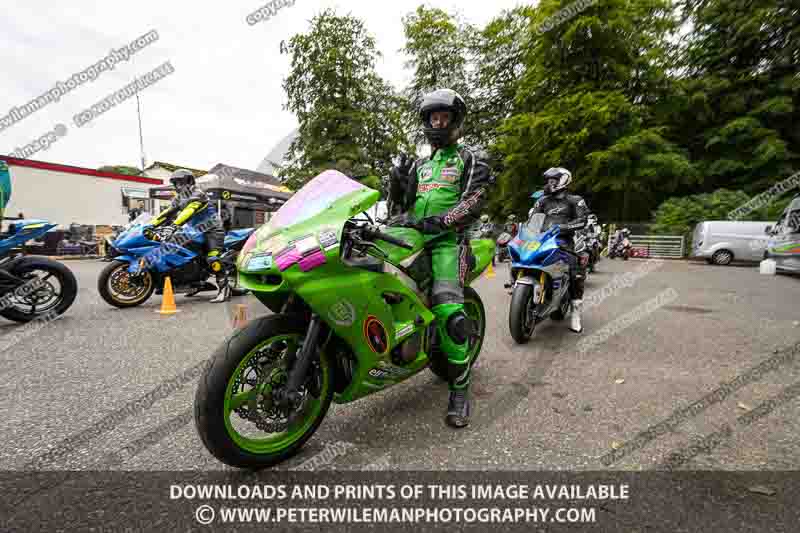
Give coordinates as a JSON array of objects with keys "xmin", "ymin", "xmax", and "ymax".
[{"xmin": 194, "ymin": 170, "xmax": 493, "ymax": 469}]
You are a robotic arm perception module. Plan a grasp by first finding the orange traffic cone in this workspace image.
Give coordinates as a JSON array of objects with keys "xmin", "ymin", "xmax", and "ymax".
[
  {"xmin": 232, "ymin": 304, "xmax": 248, "ymax": 329},
  {"xmin": 157, "ymin": 276, "xmax": 179, "ymax": 314},
  {"xmin": 486, "ymin": 261, "xmax": 496, "ymax": 279}
]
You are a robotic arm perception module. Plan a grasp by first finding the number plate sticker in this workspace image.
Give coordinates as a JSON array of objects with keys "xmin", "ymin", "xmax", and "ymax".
[{"xmin": 247, "ymin": 254, "xmax": 273, "ymax": 270}]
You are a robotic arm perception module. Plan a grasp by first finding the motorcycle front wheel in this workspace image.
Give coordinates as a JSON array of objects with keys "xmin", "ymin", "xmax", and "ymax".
[
  {"xmin": 509, "ymin": 283, "xmax": 536, "ymax": 344},
  {"xmin": 97, "ymin": 260, "xmax": 155, "ymax": 308},
  {"xmin": 194, "ymin": 314, "xmax": 334, "ymax": 469}
]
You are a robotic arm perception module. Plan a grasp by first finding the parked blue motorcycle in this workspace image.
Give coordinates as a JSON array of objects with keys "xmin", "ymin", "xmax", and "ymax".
[
  {"xmin": 507, "ymin": 213, "xmax": 574, "ymax": 344},
  {"xmin": 0, "ymin": 219, "xmax": 78, "ymax": 322},
  {"xmin": 98, "ymin": 213, "xmax": 254, "ymax": 308}
]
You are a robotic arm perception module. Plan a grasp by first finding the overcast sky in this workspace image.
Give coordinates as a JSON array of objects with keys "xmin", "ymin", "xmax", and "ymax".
[{"xmin": 0, "ymin": 0, "xmax": 525, "ymax": 173}]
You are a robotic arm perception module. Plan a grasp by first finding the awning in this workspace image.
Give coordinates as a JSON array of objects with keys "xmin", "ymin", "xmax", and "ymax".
[
  {"xmin": 148, "ymin": 173, "xmax": 292, "ymax": 210},
  {"xmin": 195, "ymin": 172, "xmax": 291, "ymax": 209}
]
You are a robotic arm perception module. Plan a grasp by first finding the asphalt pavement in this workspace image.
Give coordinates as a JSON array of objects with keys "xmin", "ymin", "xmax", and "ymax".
[{"xmin": 1, "ymin": 257, "xmax": 799, "ymax": 472}]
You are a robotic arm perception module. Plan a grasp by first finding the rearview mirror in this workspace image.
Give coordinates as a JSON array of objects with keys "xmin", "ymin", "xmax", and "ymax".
[{"xmin": 764, "ymin": 225, "xmax": 772, "ymax": 234}]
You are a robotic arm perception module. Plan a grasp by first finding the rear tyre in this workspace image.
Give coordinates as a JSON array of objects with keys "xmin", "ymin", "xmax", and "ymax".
[{"xmin": 509, "ymin": 283, "xmax": 536, "ymax": 344}]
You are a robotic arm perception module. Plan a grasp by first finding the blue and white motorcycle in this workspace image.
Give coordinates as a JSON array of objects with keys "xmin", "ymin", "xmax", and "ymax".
[
  {"xmin": 0, "ymin": 219, "xmax": 78, "ymax": 322},
  {"xmin": 507, "ymin": 213, "xmax": 575, "ymax": 344},
  {"xmin": 98, "ymin": 213, "xmax": 254, "ymax": 308}
]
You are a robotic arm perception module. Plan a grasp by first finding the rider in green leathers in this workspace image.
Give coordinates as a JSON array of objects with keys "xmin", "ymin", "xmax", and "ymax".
[{"xmin": 388, "ymin": 89, "xmax": 494, "ymax": 428}]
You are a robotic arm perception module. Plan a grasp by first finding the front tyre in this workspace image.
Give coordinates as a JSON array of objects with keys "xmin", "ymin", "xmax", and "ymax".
[
  {"xmin": 509, "ymin": 283, "xmax": 536, "ymax": 344},
  {"xmin": 194, "ymin": 314, "xmax": 333, "ymax": 469},
  {"xmin": 98, "ymin": 260, "xmax": 155, "ymax": 308}
]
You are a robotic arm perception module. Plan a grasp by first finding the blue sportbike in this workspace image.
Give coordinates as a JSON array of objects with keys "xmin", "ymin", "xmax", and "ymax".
[
  {"xmin": 98, "ymin": 213, "xmax": 254, "ymax": 308},
  {"xmin": 507, "ymin": 213, "xmax": 576, "ymax": 343},
  {"xmin": 0, "ymin": 219, "xmax": 78, "ymax": 322}
]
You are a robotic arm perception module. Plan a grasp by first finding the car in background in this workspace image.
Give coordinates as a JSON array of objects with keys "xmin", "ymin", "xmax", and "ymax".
[
  {"xmin": 692, "ymin": 220, "xmax": 773, "ymax": 265},
  {"xmin": 765, "ymin": 195, "xmax": 800, "ymax": 274}
]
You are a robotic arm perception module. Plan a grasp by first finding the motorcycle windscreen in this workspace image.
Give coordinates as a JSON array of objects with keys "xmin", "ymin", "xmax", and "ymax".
[
  {"xmin": 517, "ymin": 213, "xmax": 556, "ymax": 242},
  {"xmin": 510, "ymin": 214, "xmax": 555, "ymax": 263},
  {"xmin": 239, "ymin": 170, "xmax": 378, "ymax": 268},
  {"xmin": 266, "ymin": 170, "xmax": 372, "ymax": 232}
]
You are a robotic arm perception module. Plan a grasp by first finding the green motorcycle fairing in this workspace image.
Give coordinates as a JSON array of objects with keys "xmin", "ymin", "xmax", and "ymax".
[{"xmin": 236, "ymin": 170, "xmax": 492, "ymax": 403}]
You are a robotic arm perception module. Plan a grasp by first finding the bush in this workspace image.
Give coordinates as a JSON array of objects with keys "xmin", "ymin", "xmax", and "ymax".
[
  {"xmin": 651, "ymin": 189, "xmax": 750, "ymax": 236},
  {"xmin": 651, "ymin": 188, "xmax": 796, "ymax": 249}
]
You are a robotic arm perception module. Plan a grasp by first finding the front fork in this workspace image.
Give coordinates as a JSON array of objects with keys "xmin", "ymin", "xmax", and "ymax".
[{"xmin": 276, "ymin": 313, "xmax": 325, "ymax": 410}]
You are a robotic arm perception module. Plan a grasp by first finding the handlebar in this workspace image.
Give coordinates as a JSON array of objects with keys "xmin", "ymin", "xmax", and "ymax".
[{"xmin": 362, "ymin": 226, "xmax": 414, "ymax": 250}]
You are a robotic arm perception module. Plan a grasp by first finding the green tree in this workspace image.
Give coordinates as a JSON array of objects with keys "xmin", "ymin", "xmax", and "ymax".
[
  {"xmin": 98, "ymin": 165, "xmax": 142, "ymax": 176},
  {"xmin": 651, "ymin": 189, "xmax": 751, "ymax": 235},
  {"xmin": 469, "ymin": 6, "xmax": 536, "ymax": 150},
  {"xmin": 401, "ymin": 6, "xmax": 475, "ymax": 145},
  {"xmin": 496, "ymin": 0, "xmax": 687, "ymax": 221},
  {"xmin": 278, "ymin": 9, "xmax": 409, "ymax": 193},
  {"xmin": 667, "ymin": 0, "xmax": 800, "ymax": 194}
]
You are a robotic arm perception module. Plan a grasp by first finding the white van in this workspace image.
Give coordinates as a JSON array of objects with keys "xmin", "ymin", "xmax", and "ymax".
[{"xmin": 692, "ymin": 220, "xmax": 773, "ymax": 265}]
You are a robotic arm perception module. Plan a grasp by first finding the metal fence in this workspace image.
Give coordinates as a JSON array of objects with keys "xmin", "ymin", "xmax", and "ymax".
[{"xmin": 627, "ymin": 235, "xmax": 685, "ymax": 259}]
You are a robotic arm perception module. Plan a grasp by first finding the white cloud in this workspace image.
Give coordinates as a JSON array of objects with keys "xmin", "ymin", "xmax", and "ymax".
[{"xmin": 0, "ymin": 0, "xmax": 522, "ymax": 173}]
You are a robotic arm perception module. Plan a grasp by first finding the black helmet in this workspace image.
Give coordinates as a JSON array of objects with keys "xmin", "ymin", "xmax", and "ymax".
[
  {"xmin": 419, "ymin": 89, "xmax": 467, "ymax": 147},
  {"xmin": 169, "ymin": 169, "xmax": 196, "ymax": 190},
  {"xmin": 543, "ymin": 167, "xmax": 572, "ymax": 194}
]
